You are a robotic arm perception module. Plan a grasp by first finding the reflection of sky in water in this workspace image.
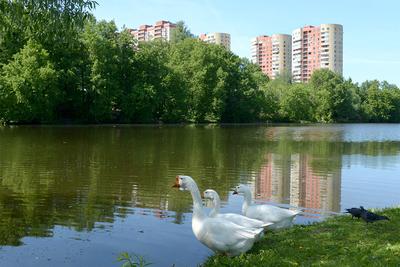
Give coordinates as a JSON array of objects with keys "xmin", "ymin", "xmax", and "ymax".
[
  {"xmin": 341, "ymin": 124, "xmax": 400, "ymax": 142},
  {"xmin": 0, "ymin": 209, "xmax": 210, "ymax": 267},
  {"xmin": 264, "ymin": 123, "xmax": 400, "ymax": 142},
  {"xmin": 341, "ymin": 154, "xmax": 400, "ymax": 209}
]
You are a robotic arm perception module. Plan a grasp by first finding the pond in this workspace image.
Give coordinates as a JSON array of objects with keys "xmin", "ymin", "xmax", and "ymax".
[{"xmin": 0, "ymin": 124, "xmax": 399, "ymax": 266}]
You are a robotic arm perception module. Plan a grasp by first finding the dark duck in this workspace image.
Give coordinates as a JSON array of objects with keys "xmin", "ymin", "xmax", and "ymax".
[
  {"xmin": 360, "ymin": 207, "xmax": 390, "ymax": 223},
  {"xmin": 345, "ymin": 207, "xmax": 363, "ymax": 219}
]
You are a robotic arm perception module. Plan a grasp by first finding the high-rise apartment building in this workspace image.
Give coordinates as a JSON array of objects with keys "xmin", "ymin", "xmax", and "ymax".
[
  {"xmin": 251, "ymin": 36, "xmax": 272, "ymax": 77},
  {"xmin": 199, "ymin": 32, "xmax": 231, "ymax": 50},
  {"xmin": 130, "ymin": 20, "xmax": 176, "ymax": 42},
  {"xmin": 292, "ymin": 24, "xmax": 343, "ymax": 82},
  {"xmin": 250, "ymin": 34, "xmax": 292, "ymax": 79}
]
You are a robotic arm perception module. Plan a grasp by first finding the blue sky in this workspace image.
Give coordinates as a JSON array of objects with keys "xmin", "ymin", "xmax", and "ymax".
[{"xmin": 93, "ymin": 0, "xmax": 400, "ymax": 85}]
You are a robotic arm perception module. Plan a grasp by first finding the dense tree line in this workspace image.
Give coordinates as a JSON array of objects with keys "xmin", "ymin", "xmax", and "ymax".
[{"xmin": 1, "ymin": 0, "xmax": 399, "ymax": 124}]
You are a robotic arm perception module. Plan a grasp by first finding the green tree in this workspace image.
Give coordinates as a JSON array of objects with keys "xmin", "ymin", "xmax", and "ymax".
[
  {"xmin": 0, "ymin": 40, "xmax": 59, "ymax": 123},
  {"xmin": 81, "ymin": 19, "xmax": 126, "ymax": 122},
  {"xmin": 170, "ymin": 20, "xmax": 195, "ymax": 43},
  {"xmin": 279, "ymin": 83, "xmax": 314, "ymax": 122},
  {"xmin": 115, "ymin": 28, "xmax": 138, "ymax": 121},
  {"xmin": 169, "ymin": 39, "xmax": 220, "ymax": 122},
  {"xmin": 361, "ymin": 80, "xmax": 400, "ymax": 122},
  {"xmin": 125, "ymin": 40, "xmax": 187, "ymax": 123},
  {"xmin": 168, "ymin": 39, "xmax": 270, "ymax": 123},
  {"xmin": 221, "ymin": 58, "xmax": 269, "ymax": 122},
  {"xmin": 262, "ymin": 76, "xmax": 289, "ymax": 121},
  {"xmin": 274, "ymin": 70, "xmax": 292, "ymax": 84},
  {"xmin": 310, "ymin": 69, "xmax": 357, "ymax": 122},
  {"xmin": 0, "ymin": 0, "xmax": 97, "ymax": 121},
  {"xmin": 386, "ymin": 85, "xmax": 400, "ymax": 122}
]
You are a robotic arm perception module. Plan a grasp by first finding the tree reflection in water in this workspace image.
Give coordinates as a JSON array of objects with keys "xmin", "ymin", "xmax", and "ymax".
[{"xmin": 0, "ymin": 124, "xmax": 399, "ymax": 246}]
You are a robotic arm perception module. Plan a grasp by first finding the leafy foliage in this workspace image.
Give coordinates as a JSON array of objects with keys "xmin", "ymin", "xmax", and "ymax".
[
  {"xmin": 117, "ymin": 252, "xmax": 152, "ymax": 267},
  {"xmin": 0, "ymin": 40, "xmax": 59, "ymax": 123},
  {"xmin": 359, "ymin": 80, "xmax": 400, "ymax": 122},
  {"xmin": 81, "ymin": 19, "xmax": 124, "ymax": 122},
  {"xmin": 310, "ymin": 69, "xmax": 357, "ymax": 122},
  {"xmin": 0, "ymin": 1, "xmax": 399, "ymax": 124},
  {"xmin": 279, "ymin": 83, "xmax": 314, "ymax": 122},
  {"xmin": 170, "ymin": 20, "xmax": 195, "ymax": 43}
]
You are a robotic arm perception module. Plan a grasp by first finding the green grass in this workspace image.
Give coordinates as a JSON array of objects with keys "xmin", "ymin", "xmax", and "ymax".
[
  {"xmin": 117, "ymin": 252, "xmax": 152, "ymax": 267},
  {"xmin": 203, "ymin": 207, "xmax": 400, "ymax": 267}
]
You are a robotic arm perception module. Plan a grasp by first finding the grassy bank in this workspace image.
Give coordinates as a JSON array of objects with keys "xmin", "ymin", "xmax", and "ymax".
[{"xmin": 203, "ymin": 207, "xmax": 400, "ymax": 266}]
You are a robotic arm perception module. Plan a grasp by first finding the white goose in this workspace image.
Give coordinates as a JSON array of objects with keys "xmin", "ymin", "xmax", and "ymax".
[
  {"xmin": 173, "ymin": 175, "xmax": 262, "ymax": 256},
  {"xmin": 203, "ymin": 189, "xmax": 273, "ymax": 229},
  {"xmin": 233, "ymin": 184, "xmax": 301, "ymax": 230}
]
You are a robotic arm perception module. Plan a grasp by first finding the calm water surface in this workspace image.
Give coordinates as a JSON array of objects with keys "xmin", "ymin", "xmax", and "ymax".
[{"xmin": 0, "ymin": 124, "xmax": 399, "ymax": 266}]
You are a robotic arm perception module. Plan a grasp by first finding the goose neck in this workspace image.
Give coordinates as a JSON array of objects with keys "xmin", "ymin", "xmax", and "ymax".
[
  {"xmin": 188, "ymin": 183, "xmax": 205, "ymax": 219},
  {"xmin": 209, "ymin": 196, "xmax": 220, "ymax": 217},
  {"xmin": 242, "ymin": 189, "xmax": 253, "ymax": 213}
]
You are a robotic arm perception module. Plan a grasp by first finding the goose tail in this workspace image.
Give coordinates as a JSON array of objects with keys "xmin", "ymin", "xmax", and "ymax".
[
  {"xmin": 292, "ymin": 209, "xmax": 302, "ymax": 216},
  {"xmin": 261, "ymin": 222, "xmax": 274, "ymax": 228}
]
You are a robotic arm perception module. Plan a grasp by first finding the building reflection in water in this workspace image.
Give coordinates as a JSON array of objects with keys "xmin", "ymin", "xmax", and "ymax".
[{"xmin": 252, "ymin": 153, "xmax": 341, "ymax": 215}]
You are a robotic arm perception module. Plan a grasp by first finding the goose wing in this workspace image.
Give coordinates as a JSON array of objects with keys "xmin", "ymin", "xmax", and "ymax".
[
  {"xmin": 199, "ymin": 217, "xmax": 262, "ymax": 250},
  {"xmin": 217, "ymin": 213, "xmax": 266, "ymax": 228},
  {"xmin": 248, "ymin": 204, "xmax": 300, "ymax": 222}
]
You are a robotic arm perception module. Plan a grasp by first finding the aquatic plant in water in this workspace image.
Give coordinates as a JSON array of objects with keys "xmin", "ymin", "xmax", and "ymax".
[{"xmin": 117, "ymin": 252, "xmax": 152, "ymax": 267}]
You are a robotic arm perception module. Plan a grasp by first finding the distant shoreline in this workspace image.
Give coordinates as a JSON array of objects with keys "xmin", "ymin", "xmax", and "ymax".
[{"xmin": 2, "ymin": 121, "xmax": 400, "ymax": 127}]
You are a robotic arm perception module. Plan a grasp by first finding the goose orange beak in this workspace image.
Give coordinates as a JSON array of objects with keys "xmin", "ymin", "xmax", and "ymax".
[{"xmin": 172, "ymin": 176, "xmax": 180, "ymax": 188}]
